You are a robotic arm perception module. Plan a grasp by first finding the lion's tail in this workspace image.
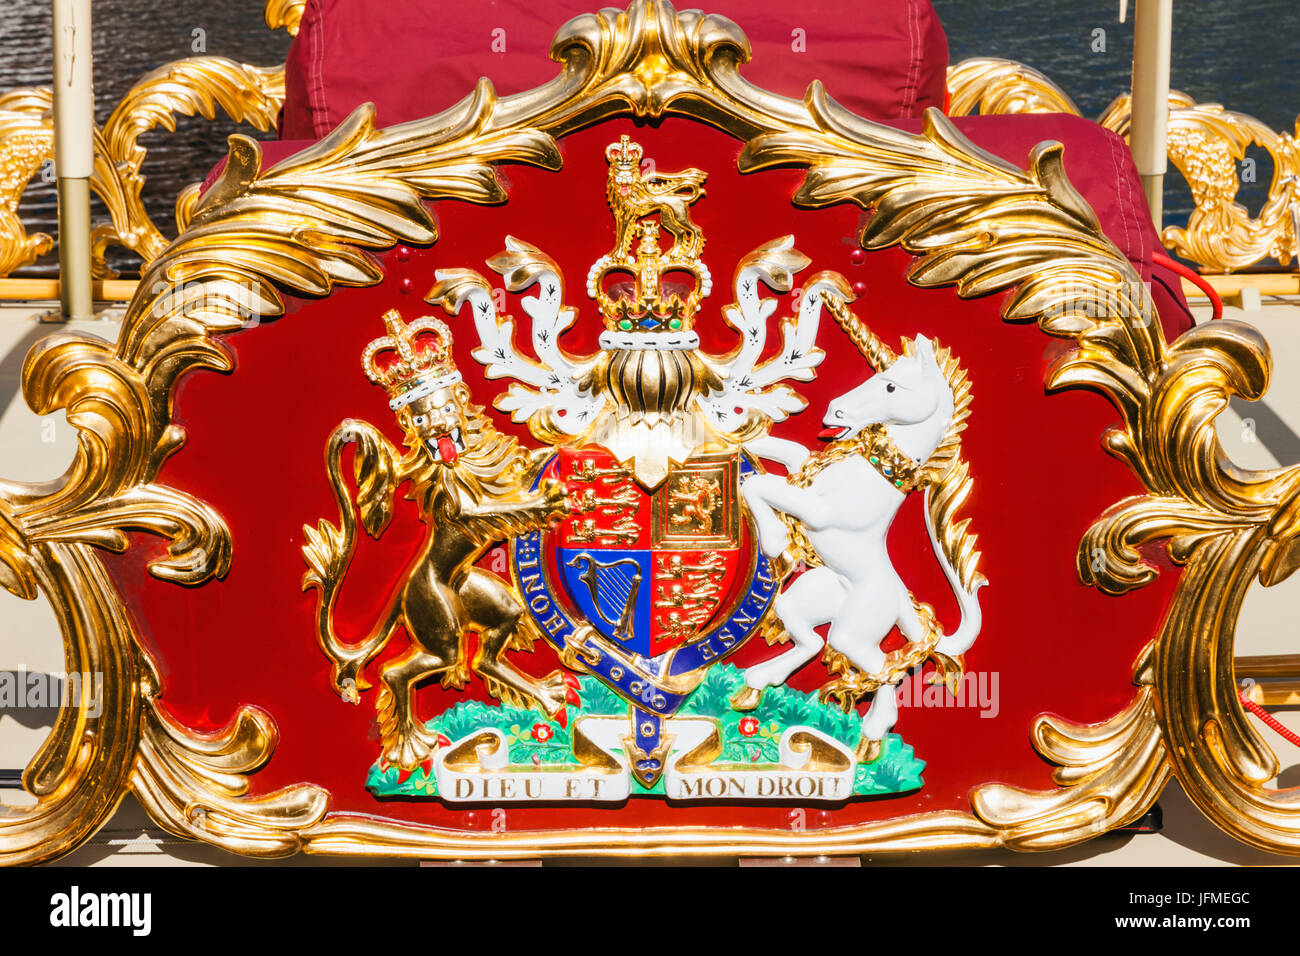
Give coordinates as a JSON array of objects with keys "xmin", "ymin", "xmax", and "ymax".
[
  {"xmin": 923, "ymin": 460, "xmax": 988, "ymax": 657},
  {"xmin": 301, "ymin": 420, "xmax": 404, "ymax": 700}
]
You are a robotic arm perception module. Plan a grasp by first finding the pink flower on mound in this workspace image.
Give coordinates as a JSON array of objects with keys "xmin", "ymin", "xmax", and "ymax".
[
  {"xmin": 738, "ymin": 716, "xmax": 760, "ymax": 737},
  {"xmin": 532, "ymin": 723, "xmax": 554, "ymax": 743}
]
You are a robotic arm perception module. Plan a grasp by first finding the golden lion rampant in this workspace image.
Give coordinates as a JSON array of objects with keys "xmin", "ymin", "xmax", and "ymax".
[{"xmin": 302, "ymin": 380, "xmax": 573, "ymax": 770}]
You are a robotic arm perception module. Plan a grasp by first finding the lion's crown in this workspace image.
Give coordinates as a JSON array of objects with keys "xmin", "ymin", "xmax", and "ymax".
[
  {"xmin": 605, "ymin": 134, "xmax": 644, "ymax": 170},
  {"xmin": 362, "ymin": 309, "xmax": 461, "ymax": 411}
]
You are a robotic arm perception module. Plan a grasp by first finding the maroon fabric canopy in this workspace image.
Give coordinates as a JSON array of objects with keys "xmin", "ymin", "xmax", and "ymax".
[{"xmin": 278, "ymin": 0, "xmax": 951, "ymax": 139}]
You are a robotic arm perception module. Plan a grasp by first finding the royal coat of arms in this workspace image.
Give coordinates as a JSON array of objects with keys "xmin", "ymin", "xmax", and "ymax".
[
  {"xmin": 11, "ymin": 0, "xmax": 1291, "ymax": 865},
  {"xmin": 301, "ymin": 133, "xmax": 985, "ymax": 801}
]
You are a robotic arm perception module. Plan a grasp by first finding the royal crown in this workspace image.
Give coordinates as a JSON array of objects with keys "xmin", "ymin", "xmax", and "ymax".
[
  {"xmin": 588, "ymin": 136, "xmax": 712, "ymax": 345},
  {"xmin": 362, "ymin": 309, "xmax": 461, "ymax": 410},
  {"xmin": 605, "ymin": 135, "xmax": 644, "ymax": 168}
]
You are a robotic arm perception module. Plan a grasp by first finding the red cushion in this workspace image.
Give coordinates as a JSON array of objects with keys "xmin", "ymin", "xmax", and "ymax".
[{"xmin": 279, "ymin": 0, "xmax": 950, "ymax": 140}]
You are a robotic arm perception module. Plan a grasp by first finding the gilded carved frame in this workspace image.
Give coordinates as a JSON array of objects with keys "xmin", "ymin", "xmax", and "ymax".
[{"xmin": 1, "ymin": 0, "xmax": 1298, "ymax": 863}]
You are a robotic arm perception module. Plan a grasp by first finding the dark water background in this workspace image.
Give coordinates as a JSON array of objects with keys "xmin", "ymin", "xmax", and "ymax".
[{"xmin": 2, "ymin": 0, "xmax": 1298, "ymax": 276}]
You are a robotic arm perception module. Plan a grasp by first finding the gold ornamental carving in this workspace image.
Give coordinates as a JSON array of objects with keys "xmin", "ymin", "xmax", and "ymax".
[
  {"xmin": 0, "ymin": 89, "xmax": 55, "ymax": 276},
  {"xmin": 1100, "ymin": 92, "xmax": 1300, "ymax": 272}
]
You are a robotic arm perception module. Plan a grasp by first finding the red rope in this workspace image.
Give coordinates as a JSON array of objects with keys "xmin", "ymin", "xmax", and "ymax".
[
  {"xmin": 1238, "ymin": 689, "xmax": 1300, "ymax": 748},
  {"xmin": 1153, "ymin": 251, "xmax": 1223, "ymax": 320}
]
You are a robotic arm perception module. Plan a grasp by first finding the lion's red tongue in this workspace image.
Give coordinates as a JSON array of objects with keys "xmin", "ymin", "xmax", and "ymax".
[{"xmin": 437, "ymin": 434, "xmax": 459, "ymax": 463}]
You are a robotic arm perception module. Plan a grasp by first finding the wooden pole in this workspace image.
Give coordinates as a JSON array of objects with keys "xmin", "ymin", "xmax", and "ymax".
[
  {"xmin": 1129, "ymin": 0, "xmax": 1173, "ymax": 228},
  {"xmin": 51, "ymin": 0, "xmax": 94, "ymax": 321}
]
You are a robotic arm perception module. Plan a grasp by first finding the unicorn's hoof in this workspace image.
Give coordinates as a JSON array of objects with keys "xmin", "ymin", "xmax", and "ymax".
[
  {"xmin": 853, "ymin": 735, "xmax": 882, "ymax": 765},
  {"xmin": 730, "ymin": 685, "xmax": 763, "ymax": 712},
  {"xmin": 769, "ymin": 551, "xmax": 798, "ymax": 580}
]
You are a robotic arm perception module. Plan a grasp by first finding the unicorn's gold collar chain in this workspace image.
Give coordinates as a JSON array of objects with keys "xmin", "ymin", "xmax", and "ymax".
[{"xmin": 791, "ymin": 423, "xmax": 929, "ymax": 494}]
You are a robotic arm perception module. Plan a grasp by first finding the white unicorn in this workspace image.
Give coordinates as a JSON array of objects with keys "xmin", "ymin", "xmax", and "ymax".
[{"xmin": 736, "ymin": 334, "xmax": 986, "ymax": 761}]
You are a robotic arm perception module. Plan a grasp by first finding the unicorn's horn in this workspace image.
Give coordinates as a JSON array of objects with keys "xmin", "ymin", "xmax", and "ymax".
[{"xmin": 824, "ymin": 296, "xmax": 897, "ymax": 371}]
